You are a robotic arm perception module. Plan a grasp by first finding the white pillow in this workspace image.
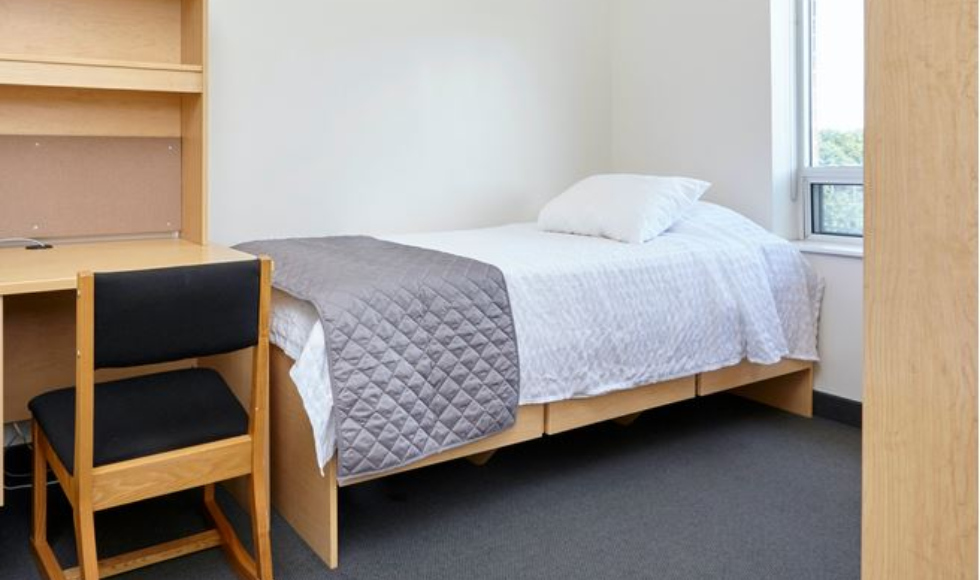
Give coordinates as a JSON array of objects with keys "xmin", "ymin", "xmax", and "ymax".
[{"xmin": 537, "ymin": 174, "xmax": 712, "ymax": 244}]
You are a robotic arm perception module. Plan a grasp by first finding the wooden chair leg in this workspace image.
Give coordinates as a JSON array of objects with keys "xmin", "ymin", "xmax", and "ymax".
[
  {"xmin": 73, "ymin": 507, "xmax": 99, "ymax": 580},
  {"xmin": 250, "ymin": 474, "xmax": 274, "ymax": 580},
  {"xmin": 31, "ymin": 424, "xmax": 48, "ymax": 546},
  {"xmin": 28, "ymin": 427, "xmax": 70, "ymax": 580},
  {"xmin": 206, "ymin": 483, "xmax": 262, "ymax": 580},
  {"xmin": 30, "ymin": 426, "xmax": 66, "ymax": 580}
]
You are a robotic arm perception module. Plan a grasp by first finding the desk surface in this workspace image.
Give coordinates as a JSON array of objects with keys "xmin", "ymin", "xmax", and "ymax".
[{"xmin": 0, "ymin": 239, "xmax": 252, "ymax": 295}]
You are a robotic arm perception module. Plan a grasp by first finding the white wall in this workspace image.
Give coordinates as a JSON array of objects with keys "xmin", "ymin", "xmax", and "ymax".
[
  {"xmin": 209, "ymin": 0, "xmax": 611, "ymax": 244},
  {"xmin": 805, "ymin": 253, "xmax": 863, "ymax": 401},
  {"xmin": 609, "ymin": 0, "xmax": 863, "ymax": 401},
  {"xmin": 207, "ymin": 0, "xmax": 864, "ymax": 401},
  {"xmin": 610, "ymin": 0, "xmax": 794, "ymax": 234}
]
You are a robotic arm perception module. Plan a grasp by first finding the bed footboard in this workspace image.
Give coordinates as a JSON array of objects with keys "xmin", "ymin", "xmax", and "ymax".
[{"xmin": 268, "ymin": 348, "xmax": 340, "ymax": 568}]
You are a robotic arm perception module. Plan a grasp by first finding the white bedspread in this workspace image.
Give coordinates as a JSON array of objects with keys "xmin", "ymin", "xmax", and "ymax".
[{"xmin": 270, "ymin": 202, "xmax": 824, "ymax": 469}]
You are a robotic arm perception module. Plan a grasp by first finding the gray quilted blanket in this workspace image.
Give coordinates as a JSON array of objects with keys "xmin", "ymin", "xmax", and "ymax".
[{"xmin": 235, "ymin": 237, "xmax": 520, "ymax": 481}]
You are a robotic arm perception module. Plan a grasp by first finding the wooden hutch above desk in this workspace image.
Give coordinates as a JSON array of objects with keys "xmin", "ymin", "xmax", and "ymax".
[{"xmin": 0, "ymin": 0, "xmax": 253, "ymax": 506}]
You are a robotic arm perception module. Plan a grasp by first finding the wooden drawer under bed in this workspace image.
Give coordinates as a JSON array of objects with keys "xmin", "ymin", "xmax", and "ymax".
[
  {"xmin": 208, "ymin": 349, "xmax": 813, "ymax": 570},
  {"xmin": 544, "ymin": 376, "xmax": 697, "ymax": 435}
]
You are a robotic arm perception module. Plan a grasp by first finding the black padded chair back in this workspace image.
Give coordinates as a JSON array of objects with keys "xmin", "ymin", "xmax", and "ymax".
[{"xmin": 93, "ymin": 260, "xmax": 261, "ymax": 369}]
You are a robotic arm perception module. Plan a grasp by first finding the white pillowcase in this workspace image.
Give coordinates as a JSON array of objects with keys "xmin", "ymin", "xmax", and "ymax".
[{"xmin": 537, "ymin": 174, "xmax": 711, "ymax": 244}]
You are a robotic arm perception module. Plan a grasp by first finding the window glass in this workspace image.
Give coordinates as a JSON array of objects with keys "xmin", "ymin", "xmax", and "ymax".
[
  {"xmin": 804, "ymin": 0, "xmax": 865, "ymax": 238},
  {"xmin": 809, "ymin": 0, "xmax": 864, "ymax": 167},
  {"xmin": 811, "ymin": 184, "xmax": 864, "ymax": 237}
]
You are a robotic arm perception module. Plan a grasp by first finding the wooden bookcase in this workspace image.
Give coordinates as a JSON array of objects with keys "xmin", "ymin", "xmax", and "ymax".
[{"xmin": 0, "ymin": 0, "xmax": 209, "ymax": 243}]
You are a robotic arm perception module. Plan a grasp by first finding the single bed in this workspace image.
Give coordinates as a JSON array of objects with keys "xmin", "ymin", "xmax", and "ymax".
[{"xmin": 208, "ymin": 201, "xmax": 823, "ymax": 569}]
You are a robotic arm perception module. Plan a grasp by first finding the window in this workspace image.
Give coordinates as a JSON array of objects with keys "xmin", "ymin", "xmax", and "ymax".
[{"xmin": 800, "ymin": 0, "xmax": 864, "ymax": 240}]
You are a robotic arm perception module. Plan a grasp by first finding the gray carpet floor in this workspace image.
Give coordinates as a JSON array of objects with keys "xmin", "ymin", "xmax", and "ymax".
[{"xmin": 0, "ymin": 395, "xmax": 860, "ymax": 580}]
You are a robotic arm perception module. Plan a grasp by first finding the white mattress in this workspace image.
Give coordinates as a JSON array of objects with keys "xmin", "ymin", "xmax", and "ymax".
[{"xmin": 270, "ymin": 202, "xmax": 824, "ymax": 469}]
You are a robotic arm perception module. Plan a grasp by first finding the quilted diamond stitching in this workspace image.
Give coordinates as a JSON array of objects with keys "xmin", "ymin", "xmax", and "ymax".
[{"xmin": 244, "ymin": 237, "xmax": 520, "ymax": 479}]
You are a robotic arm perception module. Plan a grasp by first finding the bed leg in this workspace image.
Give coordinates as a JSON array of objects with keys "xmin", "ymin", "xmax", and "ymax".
[
  {"xmin": 612, "ymin": 412, "xmax": 643, "ymax": 427},
  {"xmin": 733, "ymin": 367, "xmax": 813, "ymax": 418},
  {"xmin": 466, "ymin": 450, "xmax": 497, "ymax": 466}
]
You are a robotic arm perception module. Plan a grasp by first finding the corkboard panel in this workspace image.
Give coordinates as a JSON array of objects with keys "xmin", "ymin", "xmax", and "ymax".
[
  {"xmin": 0, "ymin": 135, "xmax": 182, "ymax": 239},
  {"xmin": 0, "ymin": 86, "xmax": 182, "ymax": 137},
  {"xmin": 0, "ymin": 0, "xmax": 182, "ymax": 64}
]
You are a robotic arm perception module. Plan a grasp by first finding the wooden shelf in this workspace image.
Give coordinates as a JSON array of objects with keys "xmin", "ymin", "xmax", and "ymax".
[{"xmin": 0, "ymin": 54, "xmax": 203, "ymax": 94}]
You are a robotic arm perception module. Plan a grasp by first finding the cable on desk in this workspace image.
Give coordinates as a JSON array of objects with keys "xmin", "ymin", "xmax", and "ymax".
[{"xmin": 0, "ymin": 237, "xmax": 53, "ymax": 249}]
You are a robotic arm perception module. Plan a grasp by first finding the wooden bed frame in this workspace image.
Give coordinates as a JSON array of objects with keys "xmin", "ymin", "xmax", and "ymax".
[{"xmin": 206, "ymin": 348, "xmax": 813, "ymax": 570}]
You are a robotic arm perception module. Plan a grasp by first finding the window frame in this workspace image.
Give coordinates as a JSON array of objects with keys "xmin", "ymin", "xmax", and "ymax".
[{"xmin": 797, "ymin": 0, "xmax": 865, "ymax": 244}]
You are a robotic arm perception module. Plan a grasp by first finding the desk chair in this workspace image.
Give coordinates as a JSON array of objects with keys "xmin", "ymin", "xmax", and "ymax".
[{"xmin": 28, "ymin": 258, "xmax": 274, "ymax": 580}]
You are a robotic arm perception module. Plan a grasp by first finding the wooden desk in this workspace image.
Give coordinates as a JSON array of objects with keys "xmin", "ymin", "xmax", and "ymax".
[
  {"xmin": 0, "ymin": 239, "xmax": 248, "ymax": 295},
  {"xmin": 0, "ymin": 239, "xmax": 253, "ymax": 506}
]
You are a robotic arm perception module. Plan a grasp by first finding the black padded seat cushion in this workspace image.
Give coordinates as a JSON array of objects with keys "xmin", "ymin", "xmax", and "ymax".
[{"xmin": 28, "ymin": 368, "xmax": 249, "ymax": 474}]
